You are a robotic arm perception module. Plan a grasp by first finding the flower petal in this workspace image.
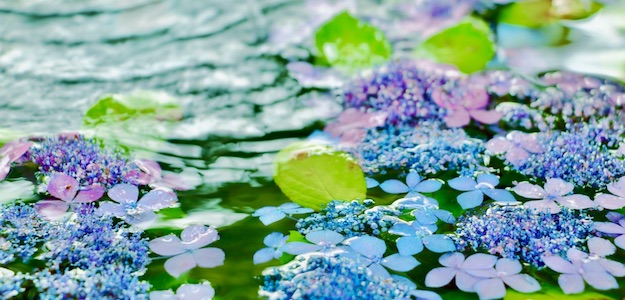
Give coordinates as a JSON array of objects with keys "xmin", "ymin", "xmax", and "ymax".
[
  {"xmin": 414, "ymin": 209, "xmax": 438, "ymax": 225},
  {"xmin": 405, "ymin": 172, "xmax": 422, "ymax": 189},
  {"xmin": 558, "ymin": 274, "xmax": 585, "ymax": 294},
  {"xmin": 396, "ymin": 236, "xmax": 424, "ymax": 256},
  {"xmin": 73, "ymin": 185, "xmax": 105, "ymax": 203},
  {"xmin": 164, "ymin": 253, "xmax": 196, "ymax": 278},
  {"xmin": 423, "ymin": 234, "xmax": 456, "ymax": 253},
  {"xmin": 512, "ymin": 182, "xmax": 546, "ymax": 199},
  {"xmin": 416, "ymin": 180, "xmax": 443, "ymax": 193},
  {"xmin": 306, "ymin": 230, "xmax": 344, "ymax": 245},
  {"xmin": 445, "ymin": 108, "xmax": 471, "ymax": 127},
  {"xmin": 594, "ymin": 194, "xmax": 625, "ymax": 210},
  {"xmin": 594, "ymin": 222, "xmax": 625, "ymax": 235},
  {"xmin": 456, "ymin": 271, "xmax": 481, "ymax": 292},
  {"xmin": 505, "ymin": 147, "xmax": 529, "ymax": 167},
  {"xmin": 425, "ymin": 267, "xmax": 456, "ymax": 288},
  {"xmin": 558, "ymin": 195, "xmax": 595, "ymax": 210},
  {"xmin": 259, "ymin": 211, "xmax": 286, "ymax": 226},
  {"xmin": 380, "ymin": 180, "xmax": 410, "ymax": 194},
  {"xmin": 544, "ymin": 178, "xmax": 574, "ymax": 196},
  {"xmin": 448, "ymin": 177, "xmax": 477, "ymax": 191},
  {"xmin": 135, "ymin": 159, "xmax": 163, "ymax": 178},
  {"xmin": 176, "ymin": 283, "xmax": 215, "ymax": 300},
  {"xmin": 439, "ymin": 252, "xmax": 465, "ymax": 267},
  {"xmin": 252, "ymin": 206, "xmax": 276, "ymax": 217},
  {"xmin": 457, "ymin": 190, "xmax": 484, "ymax": 209},
  {"xmin": 382, "ymin": 254, "xmax": 420, "ymax": 272},
  {"xmin": 469, "ymin": 109, "xmax": 503, "ymax": 125},
  {"xmin": 138, "ymin": 189, "xmax": 178, "ymax": 211},
  {"xmin": 47, "ymin": 173, "xmax": 79, "ymax": 201},
  {"xmin": 253, "ymin": 247, "xmax": 275, "ymax": 265},
  {"xmin": 543, "ymin": 255, "xmax": 576, "ymax": 273},
  {"xmin": 502, "ymin": 274, "xmax": 541, "ymax": 293},
  {"xmin": 388, "ymin": 222, "xmax": 416, "ymax": 236},
  {"xmin": 588, "ymin": 237, "xmax": 616, "ymax": 257},
  {"xmin": 485, "ymin": 137, "xmax": 513, "ymax": 154},
  {"xmin": 524, "ymin": 199, "xmax": 561, "ymax": 214},
  {"xmin": 281, "ymin": 242, "xmax": 321, "ymax": 255},
  {"xmin": 181, "ymin": 225, "xmax": 219, "ymax": 249},
  {"xmin": 191, "ymin": 248, "xmax": 225, "ymax": 268},
  {"xmin": 477, "ymin": 174, "xmax": 499, "ymax": 187},
  {"xmin": 107, "ymin": 184, "xmax": 139, "ymax": 204},
  {"xmin": 348, "ymin": 236, "xmax": 386, "ymax": 258},
  {"xmin": 607, "ymin": 177, "xmax": 625, "ymax": 198},
  {"xmin": 496, "ymin": 258, "xmax": 522, "ymax": 275},
  {"xmin": 97, "ymin": 202, "xmax": 126, "ymax": 217},
  {"xmin": 149, "ymin": 234, "xmax": 187, "ymax": 256},
  {"xmin": 462, "ymin": 253, "xmax": 498, "ymax": 270},
  {"xmin": 474, "ymin": 278, "xmax": 506, "ymax": 300},
  {"xmin": 35, "ymin": 200, "xmax": 69, "ymax": 219},
  {"xmin": 263, "ymin": 232, "xmax": 286, "ymax": 248},
  {"xmin": 366, "ymin": 177, "xmax": 380, "ymax": 188},
  {"xmin": 599, "ymin": 258, "xmax": 625, "ymax": 277},
  {"xmin": 434, "ymin": 209, "xmax": 456, "ymax": 223},
  {"xmin": 482, "ymin": 189, "xmax": 516, "ymax": 203},
  {"xmin": 368, "ymin": 263, "xmax": 391, "ymax": 279},
  {"xmin": 149, "ymin": 290, "xmax": 176, "ymax": 300},
  {"xmin": 125, "ymin": 211, "xmax": 157, "ymax": 229},
  {"xmin": 582, "ymin": 271, "xmax": 617, "ymax": 290},
  {"xmin": 615, "ymin": 235, "xmax": 625, "ymax": 250}
]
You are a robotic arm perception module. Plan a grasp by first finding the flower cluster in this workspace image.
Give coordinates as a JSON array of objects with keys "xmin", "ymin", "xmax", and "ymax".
[
  {"xmin": 295, "ymin": 200, "xmax": 400, "ymax": 237},
  {"xmin": 260, "ymin": 254, "xmax": 419, "ymax": 300},
  {"xmin": 343, "ymin": 122, "xmax": 487, "ymax": 176},
  {"xmin": 453, "ymin": 204, "xmax": 594, "ymax": 267},
  {"xmin": 0, "ymin": 203, "xmax": 56, "ymax": 264},
  {"xmin": 27, "ymin": 135, "xmax": 139, "ymax": 189}
]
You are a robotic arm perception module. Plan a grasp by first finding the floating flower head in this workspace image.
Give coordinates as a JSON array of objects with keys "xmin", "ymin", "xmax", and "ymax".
[
  {"xmin": 512, "ymin": 178, "xmax": 594, "ymax": 213},
  {"xmin": 28, "ymin": 135, "xmax": 139, "ymax": 189},
  {"xmin": 35, "ymin": 173, "xmax": 105, "ymax": 219},
  {"xmin": 260, "ymin": 253, "xmax": 424, "ymax": 300},
  {"xmin": 454, "ymin": 204, "xmax": 594, "ymax": 267},
  {"xmin": 149, "ymin": 225, "xmax": 225, "ymax": 278},
  {"xmin": 448, "ymin": 174, "xmax": 516, "ymax": 209},
  {"xmin": 97, "ymin": 183, "xmax": 177, "ymax": 229},
  {"xmin": 431, "ymin": 78, "xmax": 502, "ymax": 127}
]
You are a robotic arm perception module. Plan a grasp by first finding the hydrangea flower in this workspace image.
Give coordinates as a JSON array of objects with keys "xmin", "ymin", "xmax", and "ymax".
[
  {"xmin": 324, "ymin": 108, "xmax": 388, "ymax": 146},
  {"xmin": 97, "ymin": 183, "xmax": 177, "ymax": 229},
  {"xmin": 454, "ymin": 204, "xmax": 594, "ymax": 267},
  {"xmin": 149, "ymin": 225, "xmax": 225, "ymax": 278},
  {"xmin": 594, "ymin": 177, "xmax": 625, "ymax": 210},
  {"xmin": 594, "ymin": 212, "xmax": 625, "ymax": 250},
  {"xmin": 542, "ymin": 247, "xmax": 623, "ymax": 294},
  {"xmin": 389, "ymin": 220, "xmax": 456, "ymax": 255},
  {"xmin": 281, "ymin": 230, "xmax": 347, "ymax": 255},
  {"xmin": 260, "ymin": 254, "xmax": 420, "ymax": 300},
  {"xmin": 471, "ymin": 258, "xmax": 541, "ymax": 299},
  {"xmin": 35, "ymin": 173, "xmax": 104, "ymax": 219},
  {"xmin": 378, "ymin": 172, "xmax": 442, "ymax": 198},
  {"xmin": 149, "ymin": 282, "xmax": 215, "ymax": 300},
  {"xmin": 253, "ymin": 232, "xmax": 288, "ymax": 265},
  {"xmin": 485, "ymin": 131, "xmax": 543, "ymax": 167},
  {"xmin": 512, "ymin": 178, "xmax": 594, "ymax": 213},
  {"xmin": 0, "ymin": 268, "xmax": 24, "ymax": 299},
  {"xmin": 448, "ymin": 174, "xmax": 516, "ymax": 209},
  {"xmin": 0, "ymin": 140, "xmax": 32, "ymax": 181},
  {"xmin": 135, "ymin": 159, "xmax": 191, "ymax": 191},
  {"xmin": 344, "ymin": 235, "xmax": 420, "ymax": 278},
  {"xmin": 28, "ymin": 135, "xmax": 139, "ymax": 189},
  {"xmin": 431, "ymin": 84, "xmax": 502, "ymax": 127},
  {"xmin": 495, "ymin": 102, "xmax": 552, "ymax": 131},
  {"xmin": 253, "ymin": 202, "xmax": 314, "ymax": 226},
  {"xmin": 296, "ymin": 200, "xmax": 400, "ymax": 237},
  {"xmin": 425, "ymin": 252, "xmax": 497, "ymax": 292},
  {"xmin": 391, "ymin": 196, "xmax": 455, "ymax": 225}
]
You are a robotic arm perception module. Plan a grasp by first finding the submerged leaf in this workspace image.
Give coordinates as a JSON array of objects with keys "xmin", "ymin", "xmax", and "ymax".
[{"xmin": 84, "ymin": 90, "xmax": 182, "ymax": 126}]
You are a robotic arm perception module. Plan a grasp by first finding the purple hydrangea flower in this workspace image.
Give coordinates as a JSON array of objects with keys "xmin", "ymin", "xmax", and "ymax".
[
  {"xmin": 0, "ymin": 140, "xmax": 32, "ymax": 181},
  {"xmin": 149, "ymin": 225, "xmax": 225, "ymax": 278},
  {"xmin": 486, "ymin": 131, "xmax": 543, "ymax": 167},
  {"xmin": 471, "ymin": 258, "xmax": 541, "ymax": 299},
  {"xmin": 425, "ymin": 252, "xmax": 497, "ymax": 292},
  {"xmin": 36, "ymin": 173, "xmax": 104, "ymax": 219},
  {"xmin": 135, "ymin": 159, "xmax": 191, "ymax": 191},
  {"xmin": 324, "ymin": 108, "xmax": 388, "ymax": 146},
  {"xmin": 594, "ymin": 177, "xmax": 625, "ymax": 210},
  {"xmin": 513, "ymin": 178, "xmax": 594, "ymax": 213}
]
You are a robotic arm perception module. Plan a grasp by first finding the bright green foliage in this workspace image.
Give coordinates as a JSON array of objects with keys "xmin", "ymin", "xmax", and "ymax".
[
  {"xmin": 273, "ymin": 142, "xmax": 366, "ymax": 211},
  {"xmin": 314, "ymin": 11, "xmax": 392, "ymax": 70},
  {"xmin": 414, "ymin": 17, "xmax": 495, "ymax": 73},
  {"xmin": 84, "ymin": 90, "xmax": 182, "ymax": 126},
  {"xmin": 499, "ymin": 0, "xmax": 603, "ymax": 28}
]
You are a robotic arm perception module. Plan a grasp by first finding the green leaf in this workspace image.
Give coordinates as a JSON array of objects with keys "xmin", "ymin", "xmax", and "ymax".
[
  {"xmin": 314, "ymin": 11, "xmax": 392, "ymax": 70},
  {"xmin": 414, "ymin": 17, "xmax": 495, "ymax": 73},
  {"xmin": 84, "ymin": 90, "xmax": 182, "ymax": 126},
  {"xmin": 499, "ymin": 0, "xmax": 604, "ymax": 28},
  {"xmin": 273, "ymin": 142, "xmax": 366, "ymax": 210},
  {"xmin": 504, "ymin": 287, "xmax": 616, "ymax": 300}
]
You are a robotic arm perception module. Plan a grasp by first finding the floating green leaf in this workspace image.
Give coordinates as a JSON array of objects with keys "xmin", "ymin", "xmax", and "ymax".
[
  {"xmin": 273, "ymin": 142, "xmax": 366, "ymax": 210},
  {"xmin": 499, "ymin": 0, "xmax": 603, "ymax": 28},
  {"xmin": 314, "ymin": 11, "xmax": 392, "ymax": 70},
  {"xmin": 84, "ymin": 90, "xmax": 182, "ymax": 126},
  {"xmin": 414, "ymin": 17, "xmax": 495, "ymax": 73},
  {"xmin": 505, "ymin": 287, "xmax": 616, "ymax": 300}
]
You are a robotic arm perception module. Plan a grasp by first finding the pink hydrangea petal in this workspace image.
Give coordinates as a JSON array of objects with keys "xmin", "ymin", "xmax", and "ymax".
[
  {"xmin": 138, "ymin": 189, "xmax": 177, "ymax": 211},
  {"xmin": 594, "ymin": 194, "xmax": 625, "ymax": 210},
  {"xmin": 462, "ymin": 88, "xmax": 489, "ymax": 109},
  {"xmin": 135, "ymin": 159, "xmax": 162, "ymax": 179},
  {"xmin": 181, "ymin": 225, "xmax": 220, "ymax": 249},
  {"xmin": 512, "ymin": 182, "xmax": 546, "ymax": 199},
  {"xmin": 0, "ymin": 141, "xmax": 33, "ymax": 162},
  {"xmin": 191, "ymin": 248, "xmax": 225, "ymax": 268},
  {"xmin": 474, "ymin": 278, "xmax": 506, "ymax": 300},
  {"xmin": 519, "ymin": 134, "xmax": 543, "ymax": 153},
  {"xmin": 159, "ymin": 173, "xmax": 192, "ymax": 191},
  {"xmin": 544, "ymin": 178, "xmax": 574, "ymax": 196},
  {"xmin": 149, "ymin": 234, "xmax": 187, "ymax": 256},
  {"xmin": 35, "ymin": 200, "xmax": 70, "ymax": 219},
  {"xmin": 108, "ymin": 184, "xmax": 139, "ymax": 204},
  {"xmin": 469, "ymin": 109, "xmax": 503, "ymax": 124},
  {"xmin": 47, "ymin": 173, "xmax": 79, "ymax": 201},
  {"xmin": 557, "ymin": 194, "xmax": 595, "ymax": 210},
  {"xmin": 0, "ymin": 157, "xmax": 10, "ymax": 181},
  {"xmin": 558, "ymin": 274, "xmax": 584, "ymax": 294},
  {"xmin": 444, "ymin": 109, "xmax": 471, "ymax": 128},
  {"xmin": 73, "ymin": 185, "xmax": 105, "ymax": 203},
  {"xmin": 425, "ymin": 267, "xmax": 456, "ymax": 288},
  {"xmin": 505, "ymin": 147, "xmax": 529, "ymax": 167},
  {"xmin": 485, "ymin": 137, "xmax": 513, "ymax": 154},
  {"xmin": 164, "ymin": 252, "xmax": 196, "ymax": 278}
]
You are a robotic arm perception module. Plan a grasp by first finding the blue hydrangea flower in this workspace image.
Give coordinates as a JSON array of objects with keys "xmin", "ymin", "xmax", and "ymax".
[
  {"xmin": 454, "ymin": 204, "xmax": 594, "ymax": 267},
  {"xmin": 425, "ymin": 252, "xmax": 498, "ymax": 292},
  {"xmin": 260, "ymin": 253, "xmax": 426, "ymax": 300},
  {"xmin": 378, "ymin": 172, "xmax": 442, "ymax": 198},
  {"xmin": 0, "ymin": 268, "xmax": 24, "ymax": 299},
  {"xmin": 253, "ymin": 202, "xmax": 314, "ymax": 226},
  {"xmin": 281, "ymin": 230, "xmax": 348, "ymax": 255},
  {"xmin": 28, "ymin": 135, "xmax": 139, "ymax": 189},
  {"xmin": 344, "ymin": 235, "xmax": 420, "ymax": 278},
  {"xmin": 389, "ymin": 220, "xmax": 456, "ymax": 255},
  {"xmin": 448, "ymin": 174, "xmax": 516, "ymax": 209},
  {"xmin": 254, "ymin": 232, "xmax": 289, "ymax": 265},
  {"xmin": 392, "ymin": 196, "xmax": 456, "ymax": 225}
]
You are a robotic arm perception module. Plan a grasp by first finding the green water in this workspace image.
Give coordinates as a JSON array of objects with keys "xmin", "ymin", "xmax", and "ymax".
[{"xmin": 2, "ymin": 0, "xmax": 625, "ymax": 299}]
